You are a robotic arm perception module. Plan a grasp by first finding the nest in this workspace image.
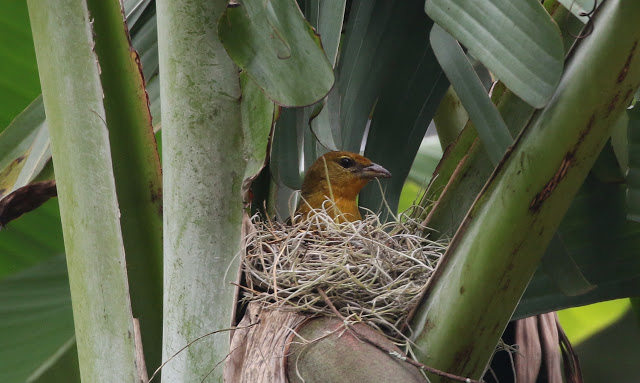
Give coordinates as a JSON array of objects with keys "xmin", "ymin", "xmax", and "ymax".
[{"xmin": 241, "ymin": 205, "xmax": 447, "ymax": 339}]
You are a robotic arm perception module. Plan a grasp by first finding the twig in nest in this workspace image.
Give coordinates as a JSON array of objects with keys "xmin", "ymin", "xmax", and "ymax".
[{"xmin": 317, "ymin": 288, "xmax": 482, "ymax": 383}]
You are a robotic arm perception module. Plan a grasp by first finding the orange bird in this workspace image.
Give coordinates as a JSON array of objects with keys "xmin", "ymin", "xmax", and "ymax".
[{"xmin": 296, "ymin": 151, "xmax": 392, "ymax": 222}]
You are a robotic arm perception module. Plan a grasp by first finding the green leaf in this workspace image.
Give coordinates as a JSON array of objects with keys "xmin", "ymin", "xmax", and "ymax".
[
  {"xmin": 0, "ymin": 98, "xmax": 51, "ymax": 199},
  {"xmin": 240, "ymin": 72, "xmax": 275, "ymax": 183},
  {"xmin": 310, "ymin": 88, "xmax": 341, "ymax": 151},
  {"xmin": 302, "ymin": 110, "xmax": 318, "ymax": 170},
  {"xmin": 0, "ymin": 256, "xmax": 77, "ymax": 383},
  {"xmin": 0, "ymin": 1, "xmax": 40, "ymax": 133},
  {"xmin": 517, "ymin": 175, "xmax": 640, "ymax": 319},
  {"xmin": 9, "ymin": 126, "xmax": 50, "ymax": 194},
  {"xmin": 302, "ymin": 0, "xmax": 345, "ymax": 66},
  {"xmin": 406, "ymin": 135, "xmax": 443, "ymax": 186},
  {"xmin": 0, "ymin": 198, "xmax": 63, "ymax": 277},
  {"xmin": 130, "ymin": 10, "xmax": 160, "ymax": 82},
  {"xmin": 539, "ymin": 235, "xmax": 596, "ymax": 297},
  {"xmin": 420, "ymin": 82, "xmax": 535, "ymax": 237},
  {"xmin": 31, "ymin": 339, "xmax": 79, "ymax": 383},
  {"xmin": 123, "ymin": 0, "xmax": 153, "ymax": 27},
  {"xmin": 0, "ymin": 199, "xmax": 74, "ymax": 382},
  {"xmin": 545, "ymin": 0, "xmax": 590, "ymax": 53},
  {"xmin": 425, "ymin": 0, "xmax": 564, "ymax": 108},
  {"xmin": 430, "ymin": 24, "xmax": 512, "ymax": 165},
  {"xmin": 351, "ymin": 0, "xmax": 449, "ymax": 218},
  {"xmin": 0, "ymin": 1, "xmax": 159, "ymax": 191},
  {"xmin": 0, "ymin": 116, "xmax": 50, "ymax": 198},
  {"xmin": 147, "ymin": 77, "xmax": 161, "ymax": 128},
  {"xmin": 558, "ymin": 299, "xmax": 630, "ymax": 345},
  {"xmin": 218, "ymin": 0, "xmax": 335, "ymax": 107},
  {"xmin": 271, "ymin": 108, "xmax": 303, "ymax": 191},
  {"xmin": 424, "ymin": 93, "xmax": 638, "ymax": 319},
  {"xmin": 0, "ymin": 97, "xmax": 45, "ymax": 176},
  {"xmin": 304, "ymin": 0, "xmax": 346, "ymax": 153},
  {"xmin": 610, "ymin": 112, "xmax": 629, "ymax": 175},
  {"xmin": 627, "ymin": 104, "xmax": 640, "ymax": 221},
  {"xmin": 337, "ymin": 0, "xmax": 403, "ymax": 152}
]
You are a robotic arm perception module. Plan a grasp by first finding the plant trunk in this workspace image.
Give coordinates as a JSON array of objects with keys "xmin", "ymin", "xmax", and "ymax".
[{"xmin": 225, "ymin": 302, "xmax": 426, "ymax": 383}]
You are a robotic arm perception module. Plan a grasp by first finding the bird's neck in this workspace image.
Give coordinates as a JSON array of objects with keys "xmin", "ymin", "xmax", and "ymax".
[
  {"xmin": 302, "ymin": 179, "xmax": 366, "ymax": 202},
  {"xmin": 300, "ymin": 180, "xmax": 367, "ymax": 221}
]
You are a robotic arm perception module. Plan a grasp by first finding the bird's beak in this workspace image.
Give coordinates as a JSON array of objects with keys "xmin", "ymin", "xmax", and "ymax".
[{"xmin": 361, "ymin": 163, "xmax": 392, "ymax": 179}]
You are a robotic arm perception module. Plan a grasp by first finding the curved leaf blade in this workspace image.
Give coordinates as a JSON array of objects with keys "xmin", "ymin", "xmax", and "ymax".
[
  {"xmin": 0, "ymin": 256, "xmax": 77, "ymax": 383},
  {"xmin": 271, "ymin": 108, "xmax": 303, "ymax": 190},
  {"xmin": 0, "ymin": 1, "xmax": 160, "ymax": 191},
  {"xmin": 302, "ymin": 0, "xmax": 345, "ymax": 67},
  {"xmin": 10, "ymin": 125, "xmax": 50, "ymax": 194},
  {"xmin": 425, "ymin": 0, "xmax": 564, "ymax": 108},
  {"xmin": 349, "ymin": 0, "xmax": 449, "ymax": 218},
  {"xmin": 240, "ymin": 72, "xmax": 275, "ymax": 183},
  {"xmin": 218, "ymin": 0, "xmax": 335, "ymax": 107},
  {"xmin": 337, "ymin": 0, "xmax": 395, "ymax": 152},
  {"xmin": 304, "ymin": 0, "xmax": 346, "ymax": 153},
  {"xmin": 406, "ymin": 135, "xmax": 443, "ymax": 186},
  {"xmin": 430, "ymin": 24, "xmax": 512, "ymax": 165}
]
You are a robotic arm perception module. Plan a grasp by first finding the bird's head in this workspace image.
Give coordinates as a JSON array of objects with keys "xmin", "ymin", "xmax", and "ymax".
[{"xmin": 297, "ymin": 151, "xmax": 391, "ymax": 221}]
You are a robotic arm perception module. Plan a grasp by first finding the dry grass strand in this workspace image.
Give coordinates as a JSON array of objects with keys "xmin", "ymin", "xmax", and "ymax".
[{"xmin": 241, "ymin": 205, "xmax": 446, "ymax": 339}]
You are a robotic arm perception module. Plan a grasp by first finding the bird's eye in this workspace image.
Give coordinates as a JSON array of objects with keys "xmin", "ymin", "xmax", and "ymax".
[{"xmin": 338, "ymin": 157, "xmax": 356, "ymax": 168}]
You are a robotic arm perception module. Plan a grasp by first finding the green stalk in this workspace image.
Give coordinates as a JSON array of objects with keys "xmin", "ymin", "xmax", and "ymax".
[
  {"xmin": 27, "ymin": 0, "xmax": 141, "ymax": 381},
  {"xmin": 433, "ymin": 87, "xmax": 468, "ymax": 149},
  {"xmin": 157, "ymin": 0, "xmax": 243, "ymax": 381},
  {"xmin": 410, "ymin": 1, "xmax": 640, "ymax": 380},
  {"xmin": 87, "ymin": 0, "xmax": 164, "ymax": 375},
  {"xmin": 421, "ymin": 2, "xmax": 583, "ymax": 234}
]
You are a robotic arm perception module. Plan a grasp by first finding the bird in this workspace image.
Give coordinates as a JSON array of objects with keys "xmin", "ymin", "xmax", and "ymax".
[{"xmin": 295, "ymin": 151, "xmax": 392, "ymax": 222}]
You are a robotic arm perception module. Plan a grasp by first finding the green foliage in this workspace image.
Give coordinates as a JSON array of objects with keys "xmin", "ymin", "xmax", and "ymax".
[
  {"xmin": 430, "ymin": 24, "xmax": 512, "ymax": 164},
  {"xmin": 219, "ymin": 0, "xmax": 335, "ymax": 107},
  {"xmin": 425, "ymin": 0, "xmax": 564, "ymax": 108},
  {"xmin": 0, "ymin": 256, "xmax": 74, "ymax": 383},
  {"xmin": 0, "ymin": 2, "xmax": 40, "ymax": 131},
  {"xmin": 559, "ymin": 299, "xmax": 631, "ymax": 344},
  {"xmin": 1, "ymin": 0, "xmax": 640, "ymax": 381}
]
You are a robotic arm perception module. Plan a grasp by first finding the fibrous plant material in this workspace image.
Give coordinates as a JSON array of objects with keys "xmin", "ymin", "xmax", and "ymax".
[{"xmin": 241, "ymin": 206, "xmax": 446, "ymax": 339}]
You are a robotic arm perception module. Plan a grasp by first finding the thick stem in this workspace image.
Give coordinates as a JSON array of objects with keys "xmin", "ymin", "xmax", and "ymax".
[
  {"xmin": 410, "ymin": 1, "xmax": 640, "ymax": 380},
  {"xmin": 27, "ymin": 0, "xmax": 141, "ymax": 381},
  {"xmin": 157, "ymin": 0, "xmax": 243, "ymax": 381}
]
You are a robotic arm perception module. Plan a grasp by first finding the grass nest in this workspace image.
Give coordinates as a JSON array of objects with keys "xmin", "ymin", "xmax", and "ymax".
[{"xmin": 241, "ymin": 205, "xmax": 447, "ymax": 339}]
